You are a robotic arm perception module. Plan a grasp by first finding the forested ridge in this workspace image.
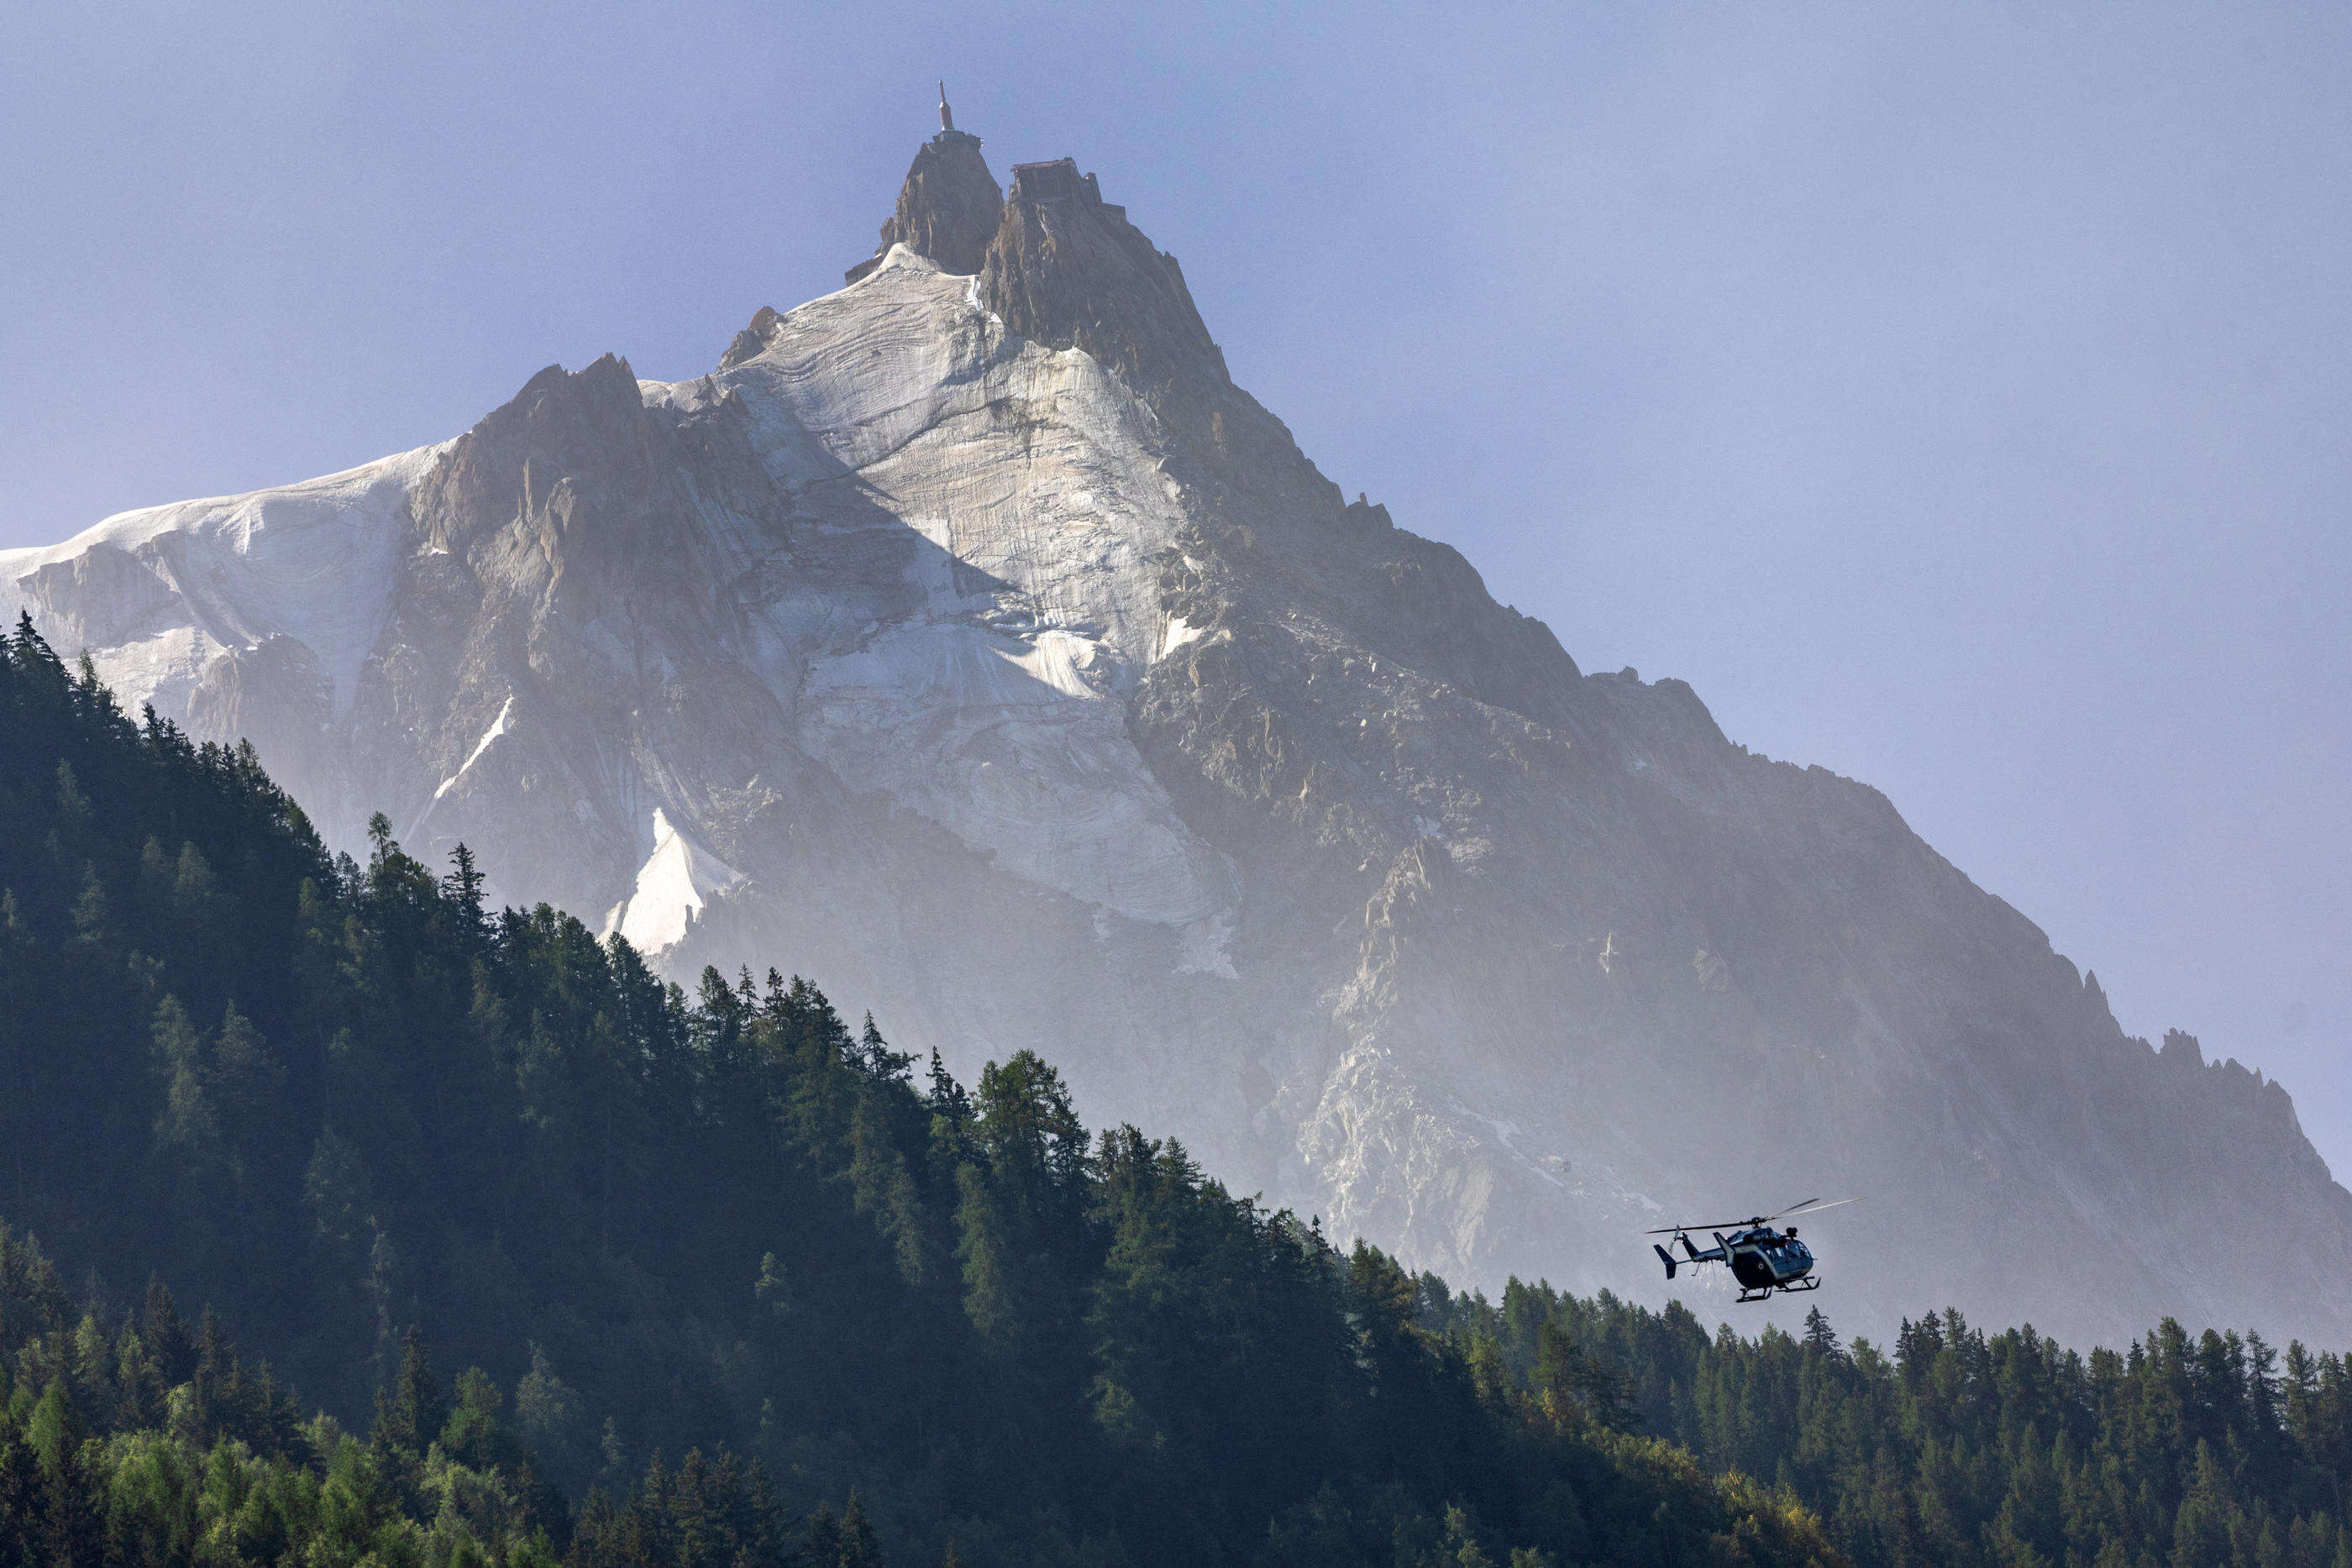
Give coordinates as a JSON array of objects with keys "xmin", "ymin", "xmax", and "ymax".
[
  {"xmin": 0, "ymin": 611, "xmax": 2338, "ymax": 1568},
  {"xmin": 1423, "ymin": 1283, "xmax": 2352, "ymax": 1568},
  {"xmin": 0, "ymin": 611, "xmax": 1832, "ymax": 1565}
]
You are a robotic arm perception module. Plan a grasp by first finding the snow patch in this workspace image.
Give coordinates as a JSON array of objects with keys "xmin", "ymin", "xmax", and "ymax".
[
  {"xmin": 1158, "ymin": 613, "xmax": 1205, "ymax": 662},
  {"xmin": 603, "ymin": 808, "xmax": 744, "ymax": 957},
  {"xmin": 873, "ymin": 242, "xmax": 939, "ymax": 278},
  {"xmin": 965, "ymin": 274, "xmax": 1000, "ymax": 327},
  {"xmin": 432, "ymin": 696, "xmax": 513, "ymax": 801}
]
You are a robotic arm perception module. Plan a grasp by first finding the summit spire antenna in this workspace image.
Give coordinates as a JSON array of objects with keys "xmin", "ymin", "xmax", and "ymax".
[{"xmin": 929, "ymin": 82, "xmax": 979, "ymax": 149}]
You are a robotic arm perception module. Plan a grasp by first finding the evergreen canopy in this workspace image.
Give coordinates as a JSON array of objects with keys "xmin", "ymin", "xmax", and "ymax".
[{"xmin": 0, "ymin": 611, "xmax": 1836, "ymax": 1565}]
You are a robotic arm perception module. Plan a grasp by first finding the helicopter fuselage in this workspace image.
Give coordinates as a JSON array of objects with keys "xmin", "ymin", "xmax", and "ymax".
[
  {"xmin": 1659, "ymin": 1224, "xmax": 1819, "ymax": 1301},
  {"xmin": 1725, "ymin": 1227, "xmax": 1813, "ymax": 1293},
  {"xmin": 1648, "ymin": 1198, "xmax": 1855, "ymax": 1302}
]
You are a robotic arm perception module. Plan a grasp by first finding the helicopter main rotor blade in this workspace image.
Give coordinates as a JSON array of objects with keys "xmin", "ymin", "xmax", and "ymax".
[{"xmin": 1645, "ymin": 1198, "xmax": 1863, "ymax": 1235}]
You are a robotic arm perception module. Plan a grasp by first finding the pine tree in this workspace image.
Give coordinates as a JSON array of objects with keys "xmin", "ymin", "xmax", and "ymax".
[
  {"xmin": 150, "ymin": 995, "xmax": 220, "ymax": 1158},
  {"xmin": 1440, "ymin": 1503, "xmax": 1497, "ymax": 1568},
  {"xmin": 0, "ymin": 1424, "xmax": 42, "ymax": 1565},
  {"xmin": 367, "ymin": 1324, "xmax": 445, "ymax": 1512},
  {"xmin": 13, "ymin": 608, "xmax": 59, "ymax": 669},
  {"xmin": 444, "ymin": 842, "xmax": 487, "ymax": 934},
  {"xmin": 69, "ymin": 863, "xmax": 108, "ymax": 946},
  {"xmin": 25, "ymin": 1380, "xmax": 84, "ymax": 1476},
  {"xmin": 52, "ymin": 758, "xmax": 91, "ymax": 834},
  {"xmin": 806, "ymin": 1502, "xmax": 843, "ymax": 1565},
  {"xmin": 1802, "ymin": 1305, "xmax": 1841, "ymax": 1358},
  {"xmin": 839, "ymin": 1488, "xmax": 886, "ymax": 1568},
  {"xmin": 209, "ymin": 1001, "xmax": 285, "ymax": 1173},
  {"xmin": 858, "ymin": 1013, "xmax": 913, "ymax": 1083},
  {"xmin": 2170, "ymin": 1441, "xmax": 2232, "ymax": 1568},
  {"xmin": 141, "ymin": 1275, "xmax": 195, "ymax": 1387},
  {"xmin": 442, "ymin": 1366, "xmax": 522, "ymax": 1475},
  {"xmin": 388, "ymin": 1324, "xmax": 447, "ymax": 1455},
  {"xmin": 34, "ymin": 1429, "xmax": 103, "ymax": 1566},
  {"xmin": 514, "ymin": 1340, "xmax": 581, "ymax": 1466}
]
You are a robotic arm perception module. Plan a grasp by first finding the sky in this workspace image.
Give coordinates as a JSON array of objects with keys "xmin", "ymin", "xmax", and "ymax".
[{"xmin": 4, "ymin": 3, "xmax": 2346, "ymax": 1170}]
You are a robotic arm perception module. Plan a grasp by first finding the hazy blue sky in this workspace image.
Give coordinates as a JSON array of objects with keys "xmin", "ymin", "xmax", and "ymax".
[{"xmin": 6, "ymin": 4, "xmax": 2347, "ymax": 1169}]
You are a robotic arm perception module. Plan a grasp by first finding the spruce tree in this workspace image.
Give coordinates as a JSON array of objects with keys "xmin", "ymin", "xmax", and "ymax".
[
  {"xmin": 806, "ymin": 1502, "xmax": 843, "ymax": 1565},
  {"xmin": 858, "ymin": 1013, "xmax": 913, "ymax": 1083},
  {"xmin": 24, "ymin": 1380, "xmax": 82, "ymax": 1476},
  {"xmin": 839, "ymin": 1488, "xmax": 885, "ymax": 1568},
  {"xmin": 387, "ymin": 1325, "xmax": 447, "ymax": 1455},
  {"xmin": 444, "ymin": 842, "xmax": 487, "ymax": 934},
  {"xmin": 150, "ymin": 995, "xmax": 220, "ymax": 1160},
  {"xmin": 367, "ymin": 1324, "xmax": 444, "ymax": 1511},
  {"xmin": 141, "ymin": 1275, "xmax": 194, "ymax": 1387},
  {"xmin": 209, "ymin": 1001, "xmax": 285, "ymax": 1176}
]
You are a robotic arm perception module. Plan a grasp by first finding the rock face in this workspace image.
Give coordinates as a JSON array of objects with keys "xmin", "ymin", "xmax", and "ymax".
[
  {"xmin": 984, "ymin": 157, "xmax": 1231, "ymax": 394},
  {"xmin": 847, "ymin": 128, "xmax": 1002, "ymax": 285},
  {"xmin": 11, "ymin": 129, "xmax": 2351, "ymax": 1350}
]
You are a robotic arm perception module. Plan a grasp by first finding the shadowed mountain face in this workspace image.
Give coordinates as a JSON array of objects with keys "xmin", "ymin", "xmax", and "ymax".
[{"xmin": 8, "ymin": 128, "xmax": 2346, "ymax": 1350}]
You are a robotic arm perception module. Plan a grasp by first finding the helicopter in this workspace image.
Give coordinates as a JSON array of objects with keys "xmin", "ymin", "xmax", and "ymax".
[{"xmin": 1646, "ymin": 1197, "xmax": 1861, "ymax": 1303}]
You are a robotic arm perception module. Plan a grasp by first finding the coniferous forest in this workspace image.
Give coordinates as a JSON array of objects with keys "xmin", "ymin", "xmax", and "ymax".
[{"xmin": 0, "ymin": 609, "xmax": 2342, "ymax": 1568}]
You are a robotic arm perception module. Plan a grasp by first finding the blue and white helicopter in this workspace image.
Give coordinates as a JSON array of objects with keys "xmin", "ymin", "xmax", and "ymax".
[{"xmin": 1647, "ymin": 1197, "xmax": 1861, "ymax": 1303}]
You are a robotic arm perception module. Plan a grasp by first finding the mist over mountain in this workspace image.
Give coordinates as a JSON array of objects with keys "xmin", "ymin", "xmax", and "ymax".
[{"xmin": 5, "ymin": 113, "xmax": 2342, "ymax": 1351}]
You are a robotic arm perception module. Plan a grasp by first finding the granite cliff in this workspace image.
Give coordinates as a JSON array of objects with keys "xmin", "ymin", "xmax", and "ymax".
[{"xmin": 8, "ymin": 116, "xmax": 2344, "ymax": 1349}]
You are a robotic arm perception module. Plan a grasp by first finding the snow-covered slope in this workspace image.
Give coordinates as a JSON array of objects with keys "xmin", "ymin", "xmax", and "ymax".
[
  {"xmin": 604, "ymin": 806, "xmax": 743, "ymax": 955},
  {"xmin": 1, "ymin": 444, "xmax": 443, "ymax": 716},
  {"xmin": 10, "ymin": 128, "xmax": 2349, "ymax": 1350},
  {"xmin": 688, "ymin": 246, "xmax": 1236, "ymax": 947}
]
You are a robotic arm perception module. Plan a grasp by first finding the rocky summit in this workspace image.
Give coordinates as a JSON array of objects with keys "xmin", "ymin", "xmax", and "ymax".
[{"xmin": 8, "ymin": 114, "xmax": 2344, "ymax": 1350}]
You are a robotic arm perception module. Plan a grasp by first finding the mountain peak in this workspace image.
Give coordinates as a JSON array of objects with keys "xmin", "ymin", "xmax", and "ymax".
[
  {"xmin": 979, "ymin": 155, "xmax": 1230, "ymax": 395},
  {"xmin": 845, "ymin": 101, "xmax": 1003, "ymax": 285},
  {"xmin": 842, "ymin": 121, "xmax": 1230, "ymax": 406}
]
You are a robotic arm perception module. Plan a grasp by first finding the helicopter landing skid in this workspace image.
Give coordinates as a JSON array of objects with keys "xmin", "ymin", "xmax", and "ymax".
[{"xmin": 1738, "ymin": 1277, "xmax": 1823, "ymax": 1303}]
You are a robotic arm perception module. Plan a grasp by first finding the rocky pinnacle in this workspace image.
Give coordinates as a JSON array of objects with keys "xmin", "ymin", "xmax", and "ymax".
[{"xmin": 846, "ymin": 108, "xmax": 1003, "ymax": 284}]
